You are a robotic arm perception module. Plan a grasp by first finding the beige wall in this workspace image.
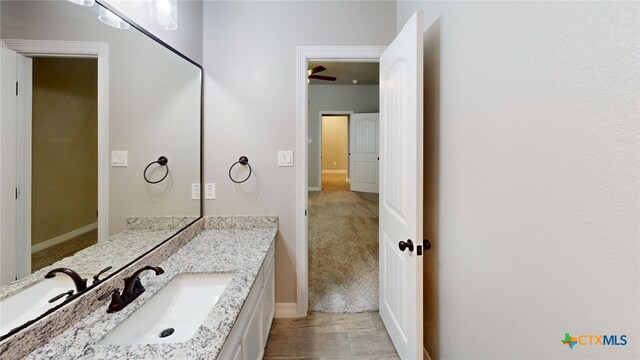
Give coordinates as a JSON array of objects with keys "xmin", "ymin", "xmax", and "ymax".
[
  {"xmin": 308, "ymin": 85, "xmax": 379, "ymax": 188},
  {"xmin": 202, "ymin": 1, "xmax": 396, "ymax": 304},
  {"xmin": 31, "ymin": 58, "xmax": 98, "ymax": 245},
  {"xmin": 397, "ymin": 1, "xmax": 640, "ymax": 358},
  {"xmin": 321, "ymin": 116, "xmax": 348, "ymax": 172}
]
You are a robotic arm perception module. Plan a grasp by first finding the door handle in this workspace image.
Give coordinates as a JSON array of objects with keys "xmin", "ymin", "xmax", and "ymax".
[
  {"xmin": 398, "ymin": 239, "xmax": 414, "ymax": 252},
  {"xmin": 417, "ymin": 239, "xmax": 431, "ymax": 256}
]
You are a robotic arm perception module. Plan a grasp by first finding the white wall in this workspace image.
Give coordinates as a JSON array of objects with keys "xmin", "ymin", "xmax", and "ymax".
[
  {"xmin": 102, "ymin": 0, "xmax": 203, "ymax": 65},
  {"xmin": 308, "ymin": 85, "xmax": 379, "ymax": 188},
  {"xmin": 398, "ymin": 1, "xmax": 640, "ymax": 359},
  {"xmin": 202, "ymin": 1, "xmax": 395, "ymax": 303},
  {"xmin": 2, "ymin": 1, "xmax": 201, "ymax": 236}
]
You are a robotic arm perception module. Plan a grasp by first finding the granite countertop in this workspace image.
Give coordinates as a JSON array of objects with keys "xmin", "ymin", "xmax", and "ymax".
[
  {"xmin": 0, "ymin": 229, "xmax": 176, "ymax": 301},
  {"xmin": 24, "ymin": 227, "xmax": 277, "ymax": 359}
]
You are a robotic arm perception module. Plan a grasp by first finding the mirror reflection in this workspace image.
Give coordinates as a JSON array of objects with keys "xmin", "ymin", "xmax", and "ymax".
[{"xmin": 0, "ymin": 0, "xmax": 201, "ymax": 337}]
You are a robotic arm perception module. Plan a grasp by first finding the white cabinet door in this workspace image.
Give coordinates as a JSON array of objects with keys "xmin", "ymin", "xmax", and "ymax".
[
  {"xmin": 242, "ymin": 290, "xmax": 264, "ymax": 360},
  {"xmin": 262, "ymin": 262, "xmax": 275, "ymax": 347},
  {"xmin": 231, "ymin": 343, "xmax": 242, "ymax": 360},
  {"xmin": 379, "ymin": 10, "xmax": 424, "ymax": 360},
  {"xmin": 349, "ymin": 113, "xmax": 379, "ymax": 193}
]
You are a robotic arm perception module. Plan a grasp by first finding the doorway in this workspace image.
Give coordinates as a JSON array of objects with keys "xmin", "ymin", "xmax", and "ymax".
[
  {"xmin": 320, "ymin": 114, "xmax": 350, "ymax": 191},
  {"xmin": 306, "ymin": 62, "xmax": 381, "ymax": 314},
  {"xmin": 0, "ymin": 40, "xmax": 108, "ymax": 284},
  {"xmin": 29, "ymin": 57, "xmax": 99, "ymax": 272}
]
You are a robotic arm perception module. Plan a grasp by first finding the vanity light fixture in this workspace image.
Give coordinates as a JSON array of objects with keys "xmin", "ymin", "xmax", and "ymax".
[
  {"xmin": 68, "ymin": 0, "xmax": 95, "ymax": 6},
  {"xmin": 151, "ymin": 0, "xmax": 178, "ymax": 30},
  {"xmin": 98, "ymin": 7, "xmax": 130, "ymax": 30}
]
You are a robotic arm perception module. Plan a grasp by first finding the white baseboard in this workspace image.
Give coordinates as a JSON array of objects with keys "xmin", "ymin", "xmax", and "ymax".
[
  {"xmin": 322, "ymin": 170, "xmax": 347, "ymax": 174},
  {"xmin": 275, "ymin": 303, "xmax": 299, "ymax": 318},
  {"xmin": 424, "ymin": 347, "xmax": 431, "ymax": 360},
  {"xmin": 308, "ymin": 187, "xmax": 321, "ymax": 191},
  {"xmin": 31, "ymin": 222, "xmax": 97, "ymax": 253}
]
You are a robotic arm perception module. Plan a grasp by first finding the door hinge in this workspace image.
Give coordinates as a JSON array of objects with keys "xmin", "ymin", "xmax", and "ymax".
[
  {"xmin": 305, "ymin": 209, "xmax": 307, "ymax": 216},
  {"xmin": 15, "ymin": 82, "xmax": 19, "ymax": 96},
  {"xmin": 15, "ymin": 187, "xmax": 18, "ymax": 200}
]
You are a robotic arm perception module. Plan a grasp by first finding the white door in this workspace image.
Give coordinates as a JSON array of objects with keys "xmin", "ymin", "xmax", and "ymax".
[
  {"xmin": 0, "ymin": 47, "xmax": 19, "ymax": 285},
  {"xmin": 379, "ymin": 11, "xmax": 424, "ymax": 359},
  {"xmin": 349, "ymin": 113, "xmax": 379, "ymax": 193}
]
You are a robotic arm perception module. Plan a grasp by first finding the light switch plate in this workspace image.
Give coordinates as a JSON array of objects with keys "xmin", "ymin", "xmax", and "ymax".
[
  {"xmin": 191, "ymin": 183, "xmax": 201, "ymax": 200},
  {"xmin": 111, "ymin": 151, "xmax": 128, "ymax": 167},
  {"xmin": 205, "ymin": 183, "xmax": 215, "ymax": 200},
  {"xmin": 278, "ymin": 151, "xmax": 294, "ymax": 167}
]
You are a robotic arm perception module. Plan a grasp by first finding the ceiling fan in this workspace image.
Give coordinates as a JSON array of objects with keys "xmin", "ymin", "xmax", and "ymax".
[{"xmin": 308, "ymin": 65, "xmax": 337, "ymax": 82}]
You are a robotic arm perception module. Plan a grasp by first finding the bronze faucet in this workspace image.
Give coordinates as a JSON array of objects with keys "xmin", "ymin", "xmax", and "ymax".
[
  {"xmin": 44, "ymin": 268, "xmax": 87, "ymax": 293},
  {"xmin": 98, "ymin": 265, "xmax": 164, "ymax": 313}
]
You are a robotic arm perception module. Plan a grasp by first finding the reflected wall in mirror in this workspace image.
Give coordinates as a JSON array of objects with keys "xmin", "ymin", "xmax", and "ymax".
[{"xmin": 0, "ymin": 0, "xmax": 201, "ymax": 338}]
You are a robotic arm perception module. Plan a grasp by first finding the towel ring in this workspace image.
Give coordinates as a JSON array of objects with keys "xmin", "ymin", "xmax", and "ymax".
[
  {"xmin": 229, "ymin": 156, "xmax": 252, "ymax": 184},
  {"xmin": 144, "ymin": 156, "xmax": 169, "ymax": 184}
]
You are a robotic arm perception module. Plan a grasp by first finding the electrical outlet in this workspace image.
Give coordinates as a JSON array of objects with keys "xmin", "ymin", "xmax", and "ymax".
[
  {"xmin": 205, "ymin": 183, "xmax": 216, "ymax": 200},
  {"xmin": 191, "ymin": 183, "xmax": 201, "ymax": 200}
]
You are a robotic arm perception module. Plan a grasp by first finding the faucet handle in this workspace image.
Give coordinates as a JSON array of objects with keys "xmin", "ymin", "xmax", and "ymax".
[
  {"xmin": 92, "ymin": 266, "xmax": 113, "ymax": 285},
  {"xmin": 48, "ymin": 290, "xmax": 74, "ymax": 304},
  {"xmin": 98, "ymin": 288, "xmax": 125, "ymax": 313},
  {"xmin": 98, "ymin": 288, "xmax": 119, "ymax": 301}
]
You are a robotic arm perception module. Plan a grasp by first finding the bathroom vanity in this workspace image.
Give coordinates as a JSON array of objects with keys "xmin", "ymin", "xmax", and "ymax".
[
  {"xmin": 0, "ymin": 1, "xmax": 279, "ymax": 358},
  {"xmin": 18, "ymin": 216, "xmax": 277, "ymax": 359}
]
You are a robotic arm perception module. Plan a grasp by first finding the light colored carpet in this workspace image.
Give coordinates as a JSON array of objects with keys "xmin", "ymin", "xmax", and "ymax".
[
  {"xmin": 31, "ymin": 229, "xmax": 98, "ymax": 272},
  {"xmin": 322, "ymin": 173, "xmax": 350, "ymax": 191},
  {"xmin": 308, "ymin": 190, "xmax": 379, "ymax": 313}
]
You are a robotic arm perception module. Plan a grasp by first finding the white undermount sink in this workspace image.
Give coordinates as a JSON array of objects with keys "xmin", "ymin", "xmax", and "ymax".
[
  {"xmin": 99, "ymin": 273, "xmax": 234, "ymax": 345},
  {"xmin": 0, "ymin": 275, "xmax": 86, "ymax": 337}
]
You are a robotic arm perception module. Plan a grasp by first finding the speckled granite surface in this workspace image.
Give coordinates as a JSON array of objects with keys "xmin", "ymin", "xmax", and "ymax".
[
  {"xmin": 23, "ymin": 226, "xmax": 277, "ymax": 359},
  {"xmin": 1, "ymin": 216, "xmax": 200, "ymax": 302},
  {"xmin": 0, "ymin": 230, "xmax": 175, "ymax": 302},
  {"xmin": 0, "ymin": 220, "xmax": 204, "ymax": 359},
  {"xmin": 127, "ymin": 216, "xmax": 199, "ymax": 231},
  {"xmin": 205, "ymin": 215, "xmax": 278, "ymax": 230}
]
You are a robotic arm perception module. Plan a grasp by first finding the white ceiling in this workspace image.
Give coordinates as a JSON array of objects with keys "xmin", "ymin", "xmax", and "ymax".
[{"xmin": 308, "ymin": 62, "xmax": 379, "ymax": 85}]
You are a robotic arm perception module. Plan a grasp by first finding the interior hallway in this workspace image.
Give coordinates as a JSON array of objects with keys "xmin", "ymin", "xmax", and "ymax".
[
  {"xmin": 322, "ymin": 173, "xmax": 350, "ymax": 191},
  {"xmin": 308, "ymin": 190, "xmax": 379, "ymax": 313}
]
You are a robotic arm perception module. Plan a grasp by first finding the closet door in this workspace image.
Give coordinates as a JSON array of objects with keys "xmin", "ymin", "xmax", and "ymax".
[{"xmin": 349, "ymin": 113, "xmax": 379, "ymax": 193}]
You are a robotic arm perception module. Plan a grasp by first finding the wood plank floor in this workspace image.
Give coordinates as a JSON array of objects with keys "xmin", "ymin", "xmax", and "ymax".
[{"xmin": 264, "ymin": 312, "xmax": 399, "ymax": 359}]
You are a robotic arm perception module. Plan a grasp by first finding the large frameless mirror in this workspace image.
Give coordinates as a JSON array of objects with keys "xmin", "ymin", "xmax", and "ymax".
[{"xmin": 0, "ymin": 0, "xmax": 202, "ymax": 339}]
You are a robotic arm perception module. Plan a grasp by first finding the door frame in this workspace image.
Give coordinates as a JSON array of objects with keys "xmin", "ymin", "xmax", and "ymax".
[
  {"xmin": 316, "ymin": 111, "xmax": 353, "ymax": 191},
  {"xmin": 2, "ymin": 39, "xmax": 109, "ymax": 277},
  {"xmin": 295, "ymin": 46, "xmax": 386, "ymax": 317}
]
